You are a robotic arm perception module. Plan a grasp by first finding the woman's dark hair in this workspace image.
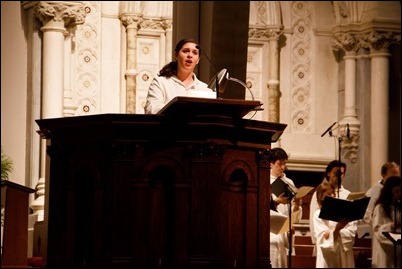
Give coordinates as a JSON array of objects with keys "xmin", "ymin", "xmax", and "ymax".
[
  {"xmin": 324, "ymin": 160, "xmax": 346, "ymax": 180},
  {"xmin": 375, "ymin": 175, "xmax": 401, "ymax": 219},
  {"xmin": 269, "ymin": 148, "xmax": 288, "ymax": 163},
  {"xmin": 158, "ymin": 38, "xmax": 199, "ymax": 78}
]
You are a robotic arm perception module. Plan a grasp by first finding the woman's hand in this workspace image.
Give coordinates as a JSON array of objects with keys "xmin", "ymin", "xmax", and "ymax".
[
  {"xmin": 275, "ymin": 192, "xmax": 289, "ymax": 205},
  {"xmin": 292, "ymin": 198, "xmax": 302, "ymax": 212},
  {"xmin": 334, "ymin": 218, "xmax": 350, "ymax": 240},
  {"xmin": 323, "ymin": 231, "xmax": 330, "ymax": 240}
]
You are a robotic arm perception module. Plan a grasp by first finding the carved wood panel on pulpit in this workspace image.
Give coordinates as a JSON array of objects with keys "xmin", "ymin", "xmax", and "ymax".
[{"xmin": 36, "ymin": 113, "xmax": 286, "ymax": 268}]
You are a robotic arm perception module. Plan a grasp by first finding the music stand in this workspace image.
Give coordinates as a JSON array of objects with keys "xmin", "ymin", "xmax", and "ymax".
[
  {"xmin": 287, "ymin": 192, "xmax": 295, "ymax": 268},
  {"xmin": 382, "ymin": 231, "xmax": 401, "ymax": 268}
]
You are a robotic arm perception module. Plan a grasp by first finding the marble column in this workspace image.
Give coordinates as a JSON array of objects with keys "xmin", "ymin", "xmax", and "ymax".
[
  {"xmin": 164, "ymin": 18, "xmax": 173, "ymax": 64},
  {"xmin": 363, "ymin": 30, "xmax": 398, "ymax": 186},
  {"xmin": 340, "ymin": 50, "xmax": 360, "ymax": 162},
  {"xmin": 267, "ymin": 29, "xmax": 282, "ymax": 123},
  {"xmin": 331, "ymin": 32, "xmax": 361, "ymax": 163},
  {"xmin": 31, "ymin": 1, "xmax": 86, "ymax": 221},
  {"xmin": 120, "ymin": 14, "xmax": 142, "ymax": 114},
  {"xmin": 370, "ymin": 48, "xmax": 390, "ymax": 186}
]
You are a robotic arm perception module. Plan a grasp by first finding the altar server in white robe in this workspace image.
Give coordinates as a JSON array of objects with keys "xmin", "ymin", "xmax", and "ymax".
[
  {"xmin": 309, "ymin": 160, "xmax": 349, "ymax": 256},
  {"xmin": 313, "ymin": 181, "xmax": 357, "ymax": 268},
  {"xmin": 269, "ymin": 147, "xmax": 302, "ymax": 268},
  {"xmin": 371, "ymin": 176, "xmax": 401, "ymax": 268}
]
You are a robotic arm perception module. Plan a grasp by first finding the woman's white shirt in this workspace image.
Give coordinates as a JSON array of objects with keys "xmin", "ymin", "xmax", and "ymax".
[{"xmin": 144, "ymin": 74, "xmax": 214, "ymax": 114}]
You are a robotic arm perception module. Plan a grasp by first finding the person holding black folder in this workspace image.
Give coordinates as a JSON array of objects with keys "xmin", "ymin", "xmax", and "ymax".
[
  {"xmin": 269, "ymin": 148, "xmax": 302, "ymax": 268},
  {"xmin": 144, "ymin": 38, "xmax": 214, "ymax": 114},
  {"xmin": 313, "ymin": 181, "xmax": 357, "ymax": 268},
  {"xmin": 371, "ymin": 175, "xmax": 401, "ymax": 268},
  {"xmin": 309, "ymin": 160, "xmax": 350, "ymax": 255}
]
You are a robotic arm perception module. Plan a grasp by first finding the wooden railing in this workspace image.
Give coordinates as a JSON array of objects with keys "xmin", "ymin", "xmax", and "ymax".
[{"xmin": 290, "ymin": 234, "xmax": 372, "ymax": 268}]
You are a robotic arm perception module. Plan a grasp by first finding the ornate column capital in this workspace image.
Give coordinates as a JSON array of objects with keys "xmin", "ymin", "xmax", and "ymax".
[
  {"xmin": 359, "ymin": 30, "xmax": 401, "ymax": 51},
  {"xmin": 34, "ymin": 1, "xmax": 86, "ymax": 30},
  {"xmin": 331, "ymin": 32, "xmax": 360, "ymax": 52},
  {"xmin": 249, "ymin": 26, "xmax": 284, "ymax": 41},
  {"xmin": 161, "ymin": 18, "xmax": 173, "ymax": 31},
  {"xmin": 139, "ymin": 17, "xmax": 172, "ymax": 31},
  {"xmin": 120, "ymin": 13, "xmax": 143, "ymax": 29},
  {"xmin": 332, "ymin": 22, "xmax": 401, "ymax": 53}
]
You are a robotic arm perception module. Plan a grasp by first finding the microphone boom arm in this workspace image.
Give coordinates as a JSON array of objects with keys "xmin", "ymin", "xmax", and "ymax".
[
  {"xmin": 321, "ymin": 122, "xmax": 337, "ymax": 137},
  {"xmin": 227, "ymin": 77, "xmax": 255, "ymax": 101}
]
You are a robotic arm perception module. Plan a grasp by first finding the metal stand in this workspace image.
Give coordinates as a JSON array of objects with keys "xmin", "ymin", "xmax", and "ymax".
[
  {"xmin": 382, "ymin": 231, "xmax": 401, "ymax": 268},
  {"xmin": 285, "ymin": 186, "xmax": 296, "ymax": 268},
  {"xmin": 336, "ymin": 136, "xmax": 342, "ymax": 198},
  {"xmin": 287, "ymin": 198, "xmax": 293, "ymax": 268},
  {"xmin": 321, "ymin": 122, "xmax": 345, "ymax": 198}
]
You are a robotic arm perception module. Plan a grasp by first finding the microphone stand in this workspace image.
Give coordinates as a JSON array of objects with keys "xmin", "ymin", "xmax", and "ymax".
[
  {"xmin": 284, "ymin": 184, "xmax": 296, "ymax": 268},
  {"xmin": 337, "ymin": 136, "xmax": 342, "ymax": 198},
  {"xmin": 216, "ymin": 75, "xmax": 219, "ymax": 99},
  {"xmin": 391, "ymin": 200, "xmax": 399, "ymax": 268},
  {"xmin": 321, "ymin": 122, "xmax": 342, "ymax": 198}
]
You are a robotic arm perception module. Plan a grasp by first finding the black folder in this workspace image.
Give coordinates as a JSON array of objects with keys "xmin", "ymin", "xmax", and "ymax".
[
  {"xmin": 271, "ymin": 177, "xmax": 295, "ymax": 197},
  {"xmin": 319, "ymin": 196, "xmax": 370, "ymax": 222},
  {"xmin": 271, "ymin": 177, "xmax": 313, "ymax": 199}
]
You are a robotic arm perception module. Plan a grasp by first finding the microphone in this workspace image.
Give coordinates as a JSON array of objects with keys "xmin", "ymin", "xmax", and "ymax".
[
  {"xmin": 196, "ymin": 45, "xmax": 220, "ymax": 98},
  {"xmin": 321, "ymin": 122, "xmax": 337, "ymax": 137},
  {"xmin": 196, "ymin": 45, "xmax": 255, "ymax": 102},
  {"xmin": 346, "ymin": 123, "xmax": 350, "ymax": 140}
]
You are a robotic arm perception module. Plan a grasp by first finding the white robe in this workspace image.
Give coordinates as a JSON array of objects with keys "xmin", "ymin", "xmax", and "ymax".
[
  {"xmin": 313, "ymin": 209, "xmax": 357, "ymax": 268},
  {"xmin": 270, "ymin": 174, "xmax": 301, "ymax": 268},
  {"xmin": 371, "ymin": 204, "xmax": 401, "ymax": 268},
  {"xmin": 309, "ymin": 183, "xmax": 351, "ymax": 255},
  {"xmin": 363, "ymin": 180, "xmax": 383, "ymax": 225}
]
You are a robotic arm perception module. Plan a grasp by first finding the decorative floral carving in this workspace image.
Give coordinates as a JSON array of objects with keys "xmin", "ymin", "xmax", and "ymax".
[
  {"xmin": 360, "ymin": 31, "xmax": 399, "ymax": 51},
  {"xmin": 34, "ymin": 1, "xmax": 86, "ymax": 27},
  {"xmin": 331, "ymin": 33, "xmax": 359, "ymax": 52},
  {"xmin": 248, "ymin": 27, "xmax": 283, "ymax": 40},
  {"xmin": 140, "ymin": 18, "xmax": 167, "ymax": 31},
  {"xmin": 120, "ymin": 14, "xmax": 142, "ymax": 28},
  {"xmin": 292, "ymin": 87, "xmax": 310, "ymax": 108}
]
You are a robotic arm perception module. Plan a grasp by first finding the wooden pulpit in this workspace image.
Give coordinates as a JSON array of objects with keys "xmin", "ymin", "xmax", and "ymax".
[
  {"xmin": 36, "ymin": 97, "xmax": 287, "ymax": 268},
  {"xmin": 1, "ymin": 180, "xmax": 35, "ymax": 267}
]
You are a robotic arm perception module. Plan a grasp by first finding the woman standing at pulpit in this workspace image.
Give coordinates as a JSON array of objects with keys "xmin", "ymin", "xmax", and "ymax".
[{"xmin": 144, "ymin": 38, "xmax": 214, "ymax": 114}]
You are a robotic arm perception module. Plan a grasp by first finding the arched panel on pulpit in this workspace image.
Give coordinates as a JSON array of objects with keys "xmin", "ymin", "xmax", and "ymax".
[
  {"xmin": 132, "ymin": 155, "xmax": 191, "ymax": 267},
  {"xmin": 219, "ymin": 158, "xmax": 258, "ymax": 268}
]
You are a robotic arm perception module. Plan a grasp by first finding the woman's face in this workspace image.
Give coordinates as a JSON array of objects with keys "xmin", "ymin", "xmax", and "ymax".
[
  {"xmin": 327, "ymin": 166, "xmax": 345, "ymax": 184},
  {"xmin": 392, "ymin": 185, "xmax": 401, "ymax": 201},
  {"xmin": 323, "ymin": 188, "xmax": 334, "ymax": 199},
  {"xmin": 176, "ymin": 42, "xmax": 200, "ymax": 73}
]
